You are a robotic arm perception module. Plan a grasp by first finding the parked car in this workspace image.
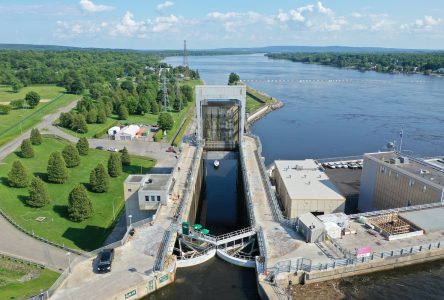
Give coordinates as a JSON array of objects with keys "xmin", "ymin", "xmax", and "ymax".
[
  {"xmin": 107, "ymin": 147, "xmax": 118, "ymax": 152},
  {"xmin": 96, "ymin": 146, "xmax": 105, "ymax": 150},
  {"xmin": 97, "ymin": 249, "xmax": 114, "ymax": 273}
]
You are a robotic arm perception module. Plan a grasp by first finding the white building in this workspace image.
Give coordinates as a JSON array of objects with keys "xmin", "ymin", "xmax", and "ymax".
[
  {"xmin": 115, "ymin": 125, "xmax": 140, "ymax": 141},
  {"xmin": 273, "ymin": 159, "xmax": 346, "ymax": 218},
  {"xmin": 124, "ymin": 174, "xmax": 173, "ymax": 211},
  {"xmin": 108, "ymin": 126, "xmax": 121, "ymax": 138}
]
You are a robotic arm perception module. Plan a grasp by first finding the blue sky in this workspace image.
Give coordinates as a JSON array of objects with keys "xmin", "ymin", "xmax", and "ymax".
[{"xmin": 0, "ymin": 0, "xmax": 443, "ymax": 49}]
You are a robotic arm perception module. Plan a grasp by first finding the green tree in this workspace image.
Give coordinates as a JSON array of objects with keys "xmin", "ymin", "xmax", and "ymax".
[
  {"xmin": 10, "ymin": 99, "xmax": 25, "ymax": 109},
  {"xmin": 120, "ymin": 80, "xmax": 135, "ymax": 94},
  {"xmin": 25, "ymin": 91, "xmax": 41, "ymax": 108},
  {"xmin": 158, "ymin": 112, "xmax": 174, "ymax": 131},
  {"xmin": 8, "ymin": 160, "xmax": 29, "ymax": 188},
  {"xmin": 0, "ymin": 104, "xmax": 12, "ymax": 114},
  {"xmin": 118, "ymin": 104, "xmax": 129, "ymax": 120},
  {"xmin": 86, "ymin": 108, "xmax": 98, "ymax": 124},
  {"xmin": 180, "ymin": 85, "xmax": 193, "ymax": 102},
  {"xmin": 228, "ymin": 72, "xmax": 240, "ymax": 85},
  {"xmin": 20, "ymin": 139, "xmax": 34, "ymax": 158},
  {"xmin": 69, "ymin": 78, "xmax": 84, "ymax": 95},
  {"xmin": 108, "ymin": 152, "xmax": 122, "ymax": 177},
  {"xmin": 68, "ymin": 184, "xmax": 94, "ymax": 222},
  {"xmin": 72, "ymin": 114, "xmax": 88, "ymax": 133},
  {"xmin": 150, "ymin": 100, "xmax": 160, "ymax": 115},
  {"xmin": 96, "ymin": 108, "xmax": 107, "ymax": 124},
  {"xmin": 47, "ymin": 152, "xmax": 69, "ymax": 183},
  {"xmin": 90, "ymin": 163, "xmax": 109, "ymax": 193},
  {"xmin": 30, "ymin": 128, "xmax": 42, "ymax": 145},
  {"xmin": 62, "ymin": 144, "xmax": 80, "ymax": 168},
  {"xmin": 27, "ymin": 177, "xmax": 50, "ymax": 207},
  {"xmin": 121, "ymin": 147, "xmax": 131, "ymax": 166},
  {"xmin": 11, "ymin": 81, "xmax": 24, "ymax": 93},
  {"xmin": 76, "ymin": 137, "xmax": 89, "ymax": 156}
]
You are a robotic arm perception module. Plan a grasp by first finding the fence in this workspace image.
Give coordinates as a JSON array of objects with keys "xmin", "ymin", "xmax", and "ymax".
[
  {"xmin": 270, "ymin": 239, "xmax": 444, "ymax": 275},
  {"xmin": 154, "ymin": 145, "xmax": 203, "ymax": 272},
  {"xmin": 0, "ymin": 251, "xmax": 45, "ymax": 270},
  {"xmin": 348, "ymin": 201, "xmax": 444, "ymax": 219}
]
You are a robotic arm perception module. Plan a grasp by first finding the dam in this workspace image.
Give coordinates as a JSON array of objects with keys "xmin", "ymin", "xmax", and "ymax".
[{"xmin": 48, "ymin": 85, "xmax": 444, "ymax": 300}]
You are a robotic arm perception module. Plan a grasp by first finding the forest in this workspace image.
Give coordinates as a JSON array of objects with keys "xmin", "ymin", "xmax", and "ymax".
[{"xmin": 266, "ymin": 52, "xmax": 444, "ymax": 74}]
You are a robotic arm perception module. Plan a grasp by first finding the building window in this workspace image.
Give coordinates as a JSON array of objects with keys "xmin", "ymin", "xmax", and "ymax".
[
  {"xmin": 145, "ymin": 196, "xmax": 149, "ymax": 201},
  {"xmin": 409, "ymin": 179, "xmax": 414, "ymax": 187},
  {"xmin": 151, "ymin": 196, "xmax": 156, "ymax": 202},
  {"xmin": 157, "ymin": 196, "xmax": 161, "ymax": 202},
  {"xmin": 128, "ymin": 189, "xmax": 132, "ymax": 192},
  {"xmin": 423, "ymin": 185, "xmax": 427, "ymax": 192}
]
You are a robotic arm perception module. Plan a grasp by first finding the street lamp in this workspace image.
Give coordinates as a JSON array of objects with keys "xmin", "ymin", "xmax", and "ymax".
[
  {"xmin": 128, "ymin": 214, "xmax": 133, "ymax": 228},
  {"xmin": 66, "ymin": 252, "xmax": 72, "ymax": 274}
]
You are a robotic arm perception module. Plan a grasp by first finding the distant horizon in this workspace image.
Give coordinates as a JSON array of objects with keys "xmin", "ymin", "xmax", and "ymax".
[
  {"xmin": 0, "ymin": 42, "xmax": 442, "ymax": 52},
  {"xmin": 1, "ymin": 1, "xmax": 443, "ymax": 50}
]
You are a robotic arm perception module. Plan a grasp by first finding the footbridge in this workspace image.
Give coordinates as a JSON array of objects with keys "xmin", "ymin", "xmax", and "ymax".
[{"xmin": 175, "ymin": 227, "xmax": 258, "ymax": 268}]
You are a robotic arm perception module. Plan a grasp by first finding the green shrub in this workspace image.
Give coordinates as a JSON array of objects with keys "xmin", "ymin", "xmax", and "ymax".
[
  {"xmin": 8, "ymin": 160, "xmax": 29, "ymax": 188},
  {"xmin": 27, "ymin": 177, "xmax": 50, "ymax": 207},
  {"xmin": 153, "ymin": 129, "xmax": 163, "ymax": 142},
  {"xmin": 47, "ymin": 152, "xmax": 69, "ymax": 183},
  {"xmin": 20, "ymin": 139, "xmax": 34, "ymax": 158},
  {"xmin": 68, "ymin": 184, "xmax": 94, "ymax": 222}
]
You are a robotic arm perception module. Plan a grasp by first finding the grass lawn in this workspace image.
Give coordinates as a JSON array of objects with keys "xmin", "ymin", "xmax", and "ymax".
[
  {"xmin": 0, "ymin": 85, "xmax": 65, "ymax": 102},
  {"xmin": 0, "ymin": 93, "xmax": 79, "ymax": 147},
  {"xmin": 0, "ymin": 256, "xmax": 59, "ymax": 300},
  {"xmin": 59, "ymin": 117, "xmax": 118, "ymax": 139},
  {"xmin": 245, "ymin": 85, "xmax": 277, "ymax": 114},
  {"xmin": 0, "ymin": 137, "xmax": 155, "ymax": 251}
]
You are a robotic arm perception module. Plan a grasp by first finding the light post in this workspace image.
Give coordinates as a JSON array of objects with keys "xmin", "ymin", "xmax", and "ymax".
[
  {"xmin": 128, "ymin": 214, "xmax": 133, "ymax": 228},
  {"xmin": 66, "ymin": 252, "xmax": 72, "ymax": 274}
]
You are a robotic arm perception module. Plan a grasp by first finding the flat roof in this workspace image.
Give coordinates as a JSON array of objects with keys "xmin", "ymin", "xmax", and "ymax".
[
  {"xmin": 400, "ymin": 207, "xmax": 444, "ymax": 233},
  {"xmin": 366, "ymin": 152, "xmax": 444, "ymax": 188},
  {"xmin": 275, "ymin": 160, "xmax": 345, "ymax": 201},
  {"xmin": 141, "ymin": 174, "xmax": 171, "ymax": 190},
  {"xmin": 298, "ymin": 212, "xmax": 325, "ymax": 229},
  {"xmin": 125, "ymin": 175, "xmax": 145, "ymax": 183}
]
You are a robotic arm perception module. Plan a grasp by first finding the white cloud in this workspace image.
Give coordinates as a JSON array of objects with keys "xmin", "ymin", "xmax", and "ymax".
[
  {"xmin": 350, "ymin": 12, "xmax": 363, "ymax": 18},
  {"xmin": 56, "ymin": 20, "xmax": 103, "ymax": 38},
  {"xmin": 150, "ymin": 15, "xmax": 180, "ymax": 33},
  {"xmin": 79, "ymin": 0, "xmax": 113, "ymax": 13},
  {"xmin": 156, "ymin": 1, "xmax": 174, "ymax": 11},
  {"xmin": 316, "ymin": 1, "xmax": 332, "ymax": 15},
  {"xmin": 109, "ymin": 11, "xmax": 146, "ymax": 36}
]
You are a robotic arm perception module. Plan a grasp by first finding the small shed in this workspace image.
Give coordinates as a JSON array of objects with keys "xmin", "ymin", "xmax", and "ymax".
[
  {"xmin": 297, "ymin": 213, "xmax": 325, "ymax": 243},
  {"xmin": 108, "ymin": 126, "xmax": 121, "ymax": 138},
  {"xmin": 116, "ymin": 125, "xmax": 140, "ymax": 141},
  {"xmin": 324, "ymin": 221, "xmax": 342, "ymax": 239}
]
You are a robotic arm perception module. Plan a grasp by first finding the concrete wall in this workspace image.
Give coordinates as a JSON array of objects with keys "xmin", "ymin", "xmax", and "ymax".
[
  {"xmin": 358, "ymin": 156, "xmax": 378, "ymax": 212},
  {"xmin": 304, "ymin": 247, "xmax": 444, "ymax": 284}
]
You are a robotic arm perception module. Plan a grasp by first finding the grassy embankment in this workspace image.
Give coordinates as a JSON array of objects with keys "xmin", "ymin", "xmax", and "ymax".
[
  {"xmin": 60, "ymin": 79, "xmax": 203, "ymax": 142},
  {"xmin": 245, "ymin": 85, "xmax": 278, "ymax": 114},
  {"xmin": 0, "ymin": 85, "xmax": 78, "ymax": 147},
  {"xmin": 0, "ymin": 137, "xmax": 155, "ymax": 251},
  {"xmin": 0, "ymin": 256, "xmax": 59, "ymax": 300}
]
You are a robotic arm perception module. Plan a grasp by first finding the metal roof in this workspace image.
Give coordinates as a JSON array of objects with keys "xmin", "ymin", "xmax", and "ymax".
[{"xmin": 298, "ymin": 212, "xmax": 325, "ymax": 230}]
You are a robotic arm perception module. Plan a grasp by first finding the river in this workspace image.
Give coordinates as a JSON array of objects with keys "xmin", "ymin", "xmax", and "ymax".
[{"xmin": 162, "ymin": 54, "xmax": 444, "ymax": 299}]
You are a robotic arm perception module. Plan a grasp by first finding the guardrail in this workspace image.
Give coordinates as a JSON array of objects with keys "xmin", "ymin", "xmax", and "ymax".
[
  {"xmin": 348, "ymin": 202, "xmax": 444, "ymax": 219},
  {"xmin": 271, "ymin": 239, "xmax": 444, "ymax": 275},
  {"xmin": 0, "ymin": 251, "xmax": 46, "ymax": 270}
]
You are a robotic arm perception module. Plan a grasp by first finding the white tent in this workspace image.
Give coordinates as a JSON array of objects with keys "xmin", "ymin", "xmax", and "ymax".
[
  {"xmin": 108, "ymin": 126, "xmax": 121, "ymax": 137},
  {"xmin": 115, "ymin": 125, "xmax": 140, "ymax": 141}
]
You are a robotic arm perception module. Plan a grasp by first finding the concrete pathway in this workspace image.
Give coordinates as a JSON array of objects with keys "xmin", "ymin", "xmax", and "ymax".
[{"xmin": 0, "ymin": 214, "xmax": 77, "ymax": 271}]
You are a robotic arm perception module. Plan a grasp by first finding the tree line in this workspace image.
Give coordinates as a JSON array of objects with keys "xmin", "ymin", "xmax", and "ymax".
[{"xmin": 266, "ymin": 52, "xmax": 444, "ymax": 74}]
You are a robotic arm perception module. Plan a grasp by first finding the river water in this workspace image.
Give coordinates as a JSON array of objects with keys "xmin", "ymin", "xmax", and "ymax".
[{"xmin": 162, "ymin": 54, "xmax": 444, "ymax": 299}]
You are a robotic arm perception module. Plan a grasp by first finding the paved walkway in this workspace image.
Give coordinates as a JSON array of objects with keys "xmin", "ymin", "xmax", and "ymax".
[{"xmin": 0, "ymin": 214, "xmax": 75, "ymax": 271}]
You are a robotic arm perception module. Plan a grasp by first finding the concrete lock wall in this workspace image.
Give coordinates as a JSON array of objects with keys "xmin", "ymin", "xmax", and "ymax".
[
  {"xmin": 304, "ymin": 247, "xmax": 444, "ymax": 284},
  {"xmin": 184, "ymin": 157, "xmax": 204, "ymax": 224}
]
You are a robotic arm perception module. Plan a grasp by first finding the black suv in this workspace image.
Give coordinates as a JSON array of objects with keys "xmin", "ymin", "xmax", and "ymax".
[{"xmin": 97, "ymin": 249, "xmax": 114, "ymax": 273}]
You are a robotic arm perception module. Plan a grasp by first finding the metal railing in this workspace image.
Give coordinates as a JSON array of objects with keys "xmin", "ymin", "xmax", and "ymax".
[
  {"xmin": 216, "ymin": 227, "xmax": 255, "ymax": 243},
  {"xmin": 270, "ymin": 239, "xmax": 444, "ymax": 275},
  {"xmin": 348, "ymin": 201, "xmax": 444, "ymax": 219},
  {"xmin": 177, "ymin": 245, "xmax": 215, "ymax": 261}
]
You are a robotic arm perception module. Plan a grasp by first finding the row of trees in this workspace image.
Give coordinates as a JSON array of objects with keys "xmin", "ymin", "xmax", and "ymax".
[{"xmin": 266, "ymin": 52, "xmax": 444, "ymax": 74}]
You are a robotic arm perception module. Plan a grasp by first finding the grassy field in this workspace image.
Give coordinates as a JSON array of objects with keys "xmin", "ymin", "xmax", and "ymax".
[
  {"xmin": 0, "ymin": 92, "xmax": 79, "ymax": 147},
  {"xmin": 0, "ymin": 137, "xmax": 155, "ymax": 251},
  {"xmin": 0, "ymin": 85, "xmax": 65, "ymax": 102},
  {"xmin": 0, "ymin": 256, "xmax": 59, "ymax": 300}
]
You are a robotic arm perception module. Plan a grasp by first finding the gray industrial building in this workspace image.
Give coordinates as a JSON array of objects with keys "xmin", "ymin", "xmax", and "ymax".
[
  {"xmin": 359, "ymin": 152, "xmax": 444, "ymax": 212},
  {"xmin": 297, "ymin": 212, "xmax": 326, "ymax": 243}
]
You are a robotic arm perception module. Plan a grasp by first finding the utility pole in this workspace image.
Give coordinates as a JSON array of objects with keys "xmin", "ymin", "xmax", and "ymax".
[
  {"xmin": 183, "ymin": 40, "xmax": 189, "ymax": 77},
  {"xmin": 162, "ymin": 70, "xmax": 168, "ymax": 112}
]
